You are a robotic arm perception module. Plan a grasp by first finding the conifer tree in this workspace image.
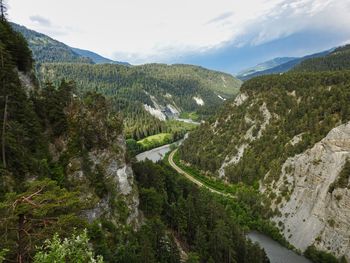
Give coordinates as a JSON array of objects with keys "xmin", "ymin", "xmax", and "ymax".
[
  {"xmin": 0, "ymin": 179, "xmax": 89, "ymax": 262},
  {"xmin": 0, "ymin": 0, "xmax": 6, "ymax": 21}
]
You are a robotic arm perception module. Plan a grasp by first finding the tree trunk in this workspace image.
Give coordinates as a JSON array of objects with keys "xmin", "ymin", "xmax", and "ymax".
[
  {"xmin": 2, "ymin": 95, "xmax": 8, "ymax": 168},
  {"xmin": 17, "ymin": 214, "xmax": 25, "ymax": 263}
]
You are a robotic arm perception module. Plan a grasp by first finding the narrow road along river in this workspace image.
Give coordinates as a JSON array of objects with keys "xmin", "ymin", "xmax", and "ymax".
[{"xmin": 137, "ymin": 143, "xmax": 312, "ymax": 263}]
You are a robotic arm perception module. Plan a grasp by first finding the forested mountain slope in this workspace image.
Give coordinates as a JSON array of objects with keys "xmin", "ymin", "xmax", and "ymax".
[
  {"xmin": 180, "ymin": 69, "xmax": 350, "ymax": 261},
  {"xmin": 38, "ymin": 62, "xmax": 241, "ymax": 138},
  {"xmin": 0, "ymin": 18, "xmax": 142, "ymax": 261},
  {"xmin": 0, "ymin": 15, "xmax": 269, "ymax": 262},
  {"xmin": 11, "ymin": 23, "xmax": 241, "ymax": 139},
  {"xmin": 236, "ymin": 57, "xmax": 296, "ymax": 80},
  {"xmin": 237, "ymin": 49, "xmax": 332, "ymax": 81},
  {"xmin": 11, "ymin": 22, "xmax": 93, "ymax": 63},
  {"xmin": 293, "ymin": 44, "xmax": 350, "ymax": 72},
  {"xmin": 71, "ymin": 47, "xmax": 130, "ymax": 65},
  {"xmin": 11, "ymin": 22, "xmax": 130, "ymax": 65}
]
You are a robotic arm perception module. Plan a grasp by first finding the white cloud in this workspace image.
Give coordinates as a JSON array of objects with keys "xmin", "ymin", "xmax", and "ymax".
[
  {"xmin": 206, "ymin": 12, "xmax": 234, "ymax": 25},
  {"xmin": 7, "ymin": 0, "xmax": 350, "ymax": 64},
  {"xmin": 29, "ymin": 15, "xmax": 51, "ymax": 27}
]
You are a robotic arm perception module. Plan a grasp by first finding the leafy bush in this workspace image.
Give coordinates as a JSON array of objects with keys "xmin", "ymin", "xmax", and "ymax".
[
  {"xmin": 304, "ymin": 245, "xmax": 339, "ymax": 263},
  {"xmin": 33, "ymin": 230, "xmax": 103, "ymax": 263}
]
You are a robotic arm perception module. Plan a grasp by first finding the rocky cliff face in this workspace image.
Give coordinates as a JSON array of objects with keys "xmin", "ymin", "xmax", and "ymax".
[
  {"xmin": 67, "ymin": 137, "xmax": 141, "ymax": 227},
  {"xmin": 179, "ymin": 72, "xmax": 350, "ymax": 260},
  {"xmin": 50, "ymin": 94, "xmax": 141, "ymax": 228},
  {"xmin": 262, "ymin": 122, "xmax": 350, "ymax": 259}
]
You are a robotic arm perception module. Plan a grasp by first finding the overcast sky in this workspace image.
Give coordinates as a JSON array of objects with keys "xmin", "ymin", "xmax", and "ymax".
[{"xmin": 7, "ymin": 0, "xmax": 350, "ymax": 73}]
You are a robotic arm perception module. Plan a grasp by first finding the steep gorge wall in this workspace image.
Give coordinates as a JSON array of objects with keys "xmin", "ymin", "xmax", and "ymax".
[
  {"xmin": 262, "ymin": 122, "xmax": 350, "ymax": 259},
  {"xmin": 49, "ymin": 96, "xmax": 141, "ymax": 228}
]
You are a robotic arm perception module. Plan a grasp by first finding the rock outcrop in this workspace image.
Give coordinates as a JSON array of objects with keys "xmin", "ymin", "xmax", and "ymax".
[
  {"xmin": 263, "ymin": 122, "xmax": 350, "ymax": 260},
  {"xmin": 51, "ymin": 95, "xmax": 141, "ymax": 228},
  {"xmin": 219, "ymin": 102, "xmax": 272, "ymax": 178}
]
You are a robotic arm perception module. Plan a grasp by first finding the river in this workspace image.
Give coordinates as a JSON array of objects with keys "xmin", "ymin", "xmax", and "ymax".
[
  {"xmin": 136, "ymin": 143, "xmax": 174, "ymax": 162},
  {"xmin": 136, "ymin": 118, "xmax": 199, "ymax": 162},
  {"xmin": 136, "ymin": 139, "xmax": 311, "ymax": 263},
  {"xmin": 248, "ymin": 232, "xmax": 311, "ymax": 263},
  {"xmin": 135, "ymin": 135, "xmax": 187, "ymax": 162}
]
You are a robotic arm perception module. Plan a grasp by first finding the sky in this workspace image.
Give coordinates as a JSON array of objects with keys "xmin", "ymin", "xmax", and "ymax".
[{"xmin": 7, "ymin": 0, "xmax": 350, "ymax": 74}]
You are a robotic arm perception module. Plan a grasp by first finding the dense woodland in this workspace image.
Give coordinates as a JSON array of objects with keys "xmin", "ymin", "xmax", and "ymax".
[
  {"xmin": 12, "ymin": 23, "xmax": 243, "ymax": 141},
  {"xmin": 11, "ymin": 23, "xmax": 93, "ymax": 64},
  {"xmin": 0, "ymin": 9, "xmax": 271, "ymax": 263},
  {"xmin": 237, "ymin": 50, "xmax": 331, "ymax": 81},
  {"xmin": 180, "ymin": 71, "xmax": 350, "ymax": 186},
  {"xmin": 293, "ymin": 45, "xmax": 350, "ymax": 72},
  {"xmin": 179, "ymin": 43, "xmax": 350, "ymax": 262},
  {"xmin": 132, "ymin": 160, "xmax": 269, "ymax": 263},
  {"xmin": 36, "ymin": 62, "xmax": 240, "ymax": 139},
  {"xmin": 5, "ymin": 1, "xmax": 350, "ymax": 261}
]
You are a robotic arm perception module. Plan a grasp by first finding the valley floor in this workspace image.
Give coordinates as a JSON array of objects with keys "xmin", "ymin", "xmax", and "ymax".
[{"xmin": 168, "ymin": 149, "xmax": 313, "ymax": 263}]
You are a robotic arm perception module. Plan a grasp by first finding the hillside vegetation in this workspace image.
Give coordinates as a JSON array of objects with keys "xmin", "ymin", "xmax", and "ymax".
[
  {"xmin": 180, "ymin": 71, "xmax": 350, "ymax": 183},
  {"xmin": 11, "ymin": 23, "xmax": 242, "ymax": 141},
  {"xmin": 11, "ymin": 23, "xmax": 130, "ymax": 65},
  {"xmin": 0, "ymin": 10, "xmax": 271, "ymax": 262},
  {"xmin": 38, "ymin": 62, "xmax": 241, "ymax": 139},
  {"xmin": 293, "ymin": 45, "xmax": 350, "ymax": 72},
  {"xmin": 179, "ymin": 42, "xmax": 350, "ymax": 261},
  {"xmin": 11, "ymin": 23, "xmax": 93, "ymax": 64},
  {"xmin": 237, "ymin": 49, "xmax": 331, "ymax": 81}
]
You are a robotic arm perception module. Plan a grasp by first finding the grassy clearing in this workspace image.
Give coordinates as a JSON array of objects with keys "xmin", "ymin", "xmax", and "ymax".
[
  {"xmin": 179, "ymin": 112, "xmax": 200, "ymax": 121},
  {"xmin": 127, "ymin": 122, "xmax": 198, "ymax": 157},
  {"xmin": 137, "ymin": 133, "xmax": 173, "ymax": 150}
]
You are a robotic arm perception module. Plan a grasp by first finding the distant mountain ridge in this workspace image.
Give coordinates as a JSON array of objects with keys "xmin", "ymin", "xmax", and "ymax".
[
  {"xmin": 293, "ymin": 44, "xmax": 350, "ymax": 72},
  {"xmin": 37, "ymin": 61, "xmax": 241, "ymax": 139},
  {"xmin": 236, "ymin": 57, "xmax": 296, "ymax": 78},
  {"xmin": 179, "ymin": 42, "xmax": 350, "ymax": 260},
  {"xmin": 11, "ymin": 22, "xmax": 129, "ymax": 65},
  {"xmin": 71, "ymin": 47, "xmax": 131, "ymax": 65},
  {"xmin": 11, "ymin": 22, "xmax": 241, "ymax": 140},
  {"xmin": 237, "ymin": 49, "xmax": 333, "ymax": 80}
]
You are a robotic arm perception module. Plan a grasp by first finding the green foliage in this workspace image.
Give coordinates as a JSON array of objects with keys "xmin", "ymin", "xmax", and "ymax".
[
  {"xmin": 171, "ymin": 150, "xmax": 236, "ymax": 194},
  {"xmin": 65, "ymin": 91, "xmax": 123, "ymax": 154},
  {"xmin": 163, "ymin": 120, "xmax": 197, "ymax": 142},
  {"xmin": 0, "ymin": 20, "xmax": 33, "ymax": 72},
  {"xmin": 138, "ymin": 133, "xmax": 173, "ymax": 149},
  {"xmin": 37, "ymin": 62, "xmax": 240, "ymax": 139},
  {"xmin": 11, "ymin": 23, "xmax": 93, "ymax": 64},
  {"xmin": 180, "ymin": 71, "xmax": 350, "ymax": 185},
  {"xmin": 139, "ymin": 187, "xmax": 164, "ymax": 217},
  {"xmin": 0, "ymin": 249, "xmax": 8, "ymax": 263},
  {"xmin": 126, "ymin": 138, "xmax": 141, "ymax": 156},
  {"xmin": 329, "ymin": 159, "xmax": 350, "ymax": 193},
  {"xmin": 304, "ymin": 246, "xmax": 340, "ymax": 263},
  {"xmin": 0, "ymin": 18, "xmax": 48, "ymax": 191},
  {"xmin": 294, "ymin": 45, "xmax": 350, "ymax": 72},
  {"xmin": 186, "ymin": 253, "xmax": 200, "ymax": 263},
  {"xmin": 88, "ymin": 217, "xmax": 181, "ymax": 263},
  {"xmin": 36, "ymin": 80, "xmax": 74, "ymax": 137},
  {"xmin": 127, "ymin": 121, "xmax": 196, "ymax": 156},
  {"xmin": 133, "ymin": 160, "xmax": 269, "ymax": 263},
  {"xmin": 179, "ymin": 112, "xmax": 200, "ymax": 121},
  {"xmin": 33, "ymin": 230, "xmax": 103, "ymax": 263},
  {"xmin": 0, "ymin": 179, "xmax": 88, "ymax": 261},
  {"xmin": 38, "ymin": 63, "xmax": 240, "ymax": 103},
  {"xmin": 170, "ymin": 150, "xmax": 289, "ymax": 247}
]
